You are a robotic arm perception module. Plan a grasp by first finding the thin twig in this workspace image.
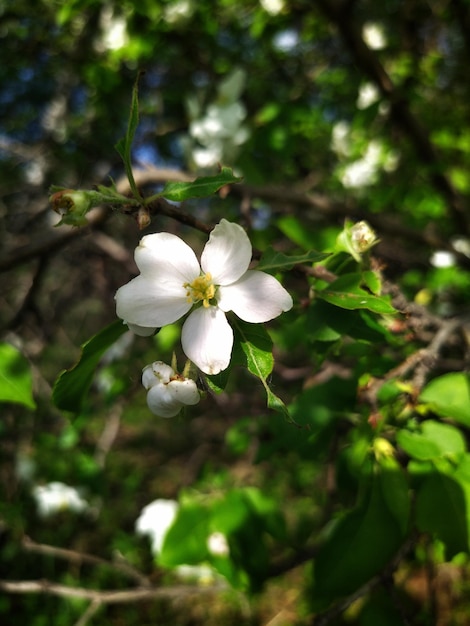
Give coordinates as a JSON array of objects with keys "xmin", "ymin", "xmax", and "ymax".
[
  {"xmin": 73, "ymin": 598, "xmax": 102, "ymax": 626},
  {"xmin": 21, "ymin": 536, "xmax": 151, "ymax": 588},
  {"xmin": 0, "ymin": 579, "xmax": 225, "ymax": 604}
]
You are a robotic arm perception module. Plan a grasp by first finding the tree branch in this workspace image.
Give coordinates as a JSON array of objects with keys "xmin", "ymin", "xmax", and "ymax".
[
  {"xmin": 21, "ymin": 536, "xmax": 151, "ymax": 588},
  {"xmin": 0, "ymin": 579, "xmax": 225, "ymax": 604}
]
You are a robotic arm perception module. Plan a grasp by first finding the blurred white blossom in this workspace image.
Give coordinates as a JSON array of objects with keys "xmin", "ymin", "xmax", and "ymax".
[
  {"xmin": 96, "ymin": 6, "xmax": 129, "ymax": 51},
  {"xmin": 135, "ymin": 498, "xmax": 179, "ymax": 554},
  {"xmin": 260, "ymin": 0, "xmax": 284, "ymax": 15},
  {"xmin": 362, "ymin": 22, "xmax": 387, "ymax": 50},
  {"xmin": 164, "ymin": 0, "xmax": 194, "ymax": 25},
  {"xmin": 185, "ymin": 69, "xmax": 250, "ymax": 170},
  {"xmin": 356, "ymin": 82, "xmax": 380, "ymax": 110},
  {"xmin": 337, "ymin": 139, "xmax": 399, "ymax": 189},
  {"xmin": 32, "ymin": 482, "xmax": 90, "ymax": 517},
  {"xmin": 331, "ymin": 121, "xmax": 352, "ymax": 157},
  {"xmin": 207, "ymin": 531, "xmax": 229, "ymax": 556},
  {"xmin": 135, "ymin": 498, "xmax": 228, "ymax": 584},
  {"xmin": 452, "ymin": 236, "xmax": 470, "ymax": 258},
  {"xmin": 430, "ymin": 250, "xmax": 456, "ymax": 268}
]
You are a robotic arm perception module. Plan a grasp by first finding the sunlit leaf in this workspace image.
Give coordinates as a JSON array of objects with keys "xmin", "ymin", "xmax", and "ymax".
[
  {"xmin": 233, "ymin": 319, "xmax": 292, "ymax": 420},
  {"xmin": 115, "ymin": 73, "xmax": 144, "ymax": 200},
  {"xmin": 0, "ymin": 343, "xmax": 36, "ymax": 409},
  {"xmin": 317, "ymin": 273, "xmax": 396, "ymax": 315},
  {"xmin": 159, "ymin": 502, "xmax": 210, "ymax": 567},
  {"xmin": 419, "ymin": 372, "xmax": 470, "ymax": 426},
  {"xmin": 158, "ymin": 167, "xmax": 242, "ymax": 202},
  {"xmin": 256, "ymin": 247, "xmax": 329, "ymax": 272}
]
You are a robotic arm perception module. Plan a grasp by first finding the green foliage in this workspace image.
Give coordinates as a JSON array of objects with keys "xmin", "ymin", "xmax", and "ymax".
[
  {"xmin": 317, "ymin": 273, "xmax": 396, "ymax": 315},
  {"xmin": 311, "ymin": 464, "xmax": 406, "ymax": 609},
  {"xmin": 3, "ymin": 1, "xmax": 470, "ymax": 624},
  {"xmin": 419, "ymin": 372, "xmax": 470, "ymax": 426},
  {"xmin": 0, "ymin": 343, "xmax": 36, "ymax": 409},
  {"xmin": 52, "ymin": 321, "xmax": 128, "ymax": 412},
  {"xmin": 157, "ymin": 168, "xmax": 243, "ymax": 202}
]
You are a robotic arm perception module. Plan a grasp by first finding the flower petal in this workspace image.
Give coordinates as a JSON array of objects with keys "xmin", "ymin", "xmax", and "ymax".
[
  {"xmin": 115, "ymin": 275, "xmax": 192, "ymax": 328},
  {"xmin": 146, "ymin": 383, "xmax": 182, "ymax": 418},
  {"xmin": 181, "ymin": 306, "xmax": 233, "ymax": 375},
  {"xmin": 128, "ymin": 323, "xmax": 157, "ymax": 337},
  {"xmin": 167, "ymin": 379, "xmax": 200, "ymax": 406},
  {"xmin": 135, "ymin": 232, "xmax": 200, "ymax": 284},
  {"xmin": 217, "ymin": 270, "xmax": 293, "ymax": 323},
  {"xmin": 200, "ymin": 220, "xmax": 252, "ymax": 285},
  {"xmin": 142, "ymin": 362, "xmax": 174, "ymax": 389}
]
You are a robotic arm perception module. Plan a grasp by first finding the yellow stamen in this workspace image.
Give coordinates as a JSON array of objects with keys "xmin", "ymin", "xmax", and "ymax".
[{"xmin": 184, "ymin": 272, "xmax": 215, "ymax": 308}]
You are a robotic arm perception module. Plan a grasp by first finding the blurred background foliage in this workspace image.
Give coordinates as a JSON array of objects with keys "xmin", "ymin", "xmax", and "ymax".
[{"xmin": 1, "ymin": 0, "xmax": 470, "ymax": 624}]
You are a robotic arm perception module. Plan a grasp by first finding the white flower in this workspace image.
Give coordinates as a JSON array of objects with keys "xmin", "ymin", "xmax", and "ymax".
[
  {"xmin": 32, "ymin": 482, "xmax": 90, "ymax": 518},
  {"xmin": 260, "ymin": 0, "xmax": 284, "ymax": 15},
  {"xmin": 142, "ymin": 361, "xmax": 200, "ymax": 417},
  {"xmin": 362, "ymin": 22, "xmax": 387, "ymax": 50},
  {"xmin": 135, "ymin": 499, "xmax": 179, "ymax": 554},
  {"xmin": 356, "ymin": 82, "xmax": 380, "ymax": 110},
  {"xmin": 207, "ymin": 531, "xmax": 229, "ymax": 556},
  {"xmin": 115, "ymin": 219, "xmax": 293, "ymax": 375}
]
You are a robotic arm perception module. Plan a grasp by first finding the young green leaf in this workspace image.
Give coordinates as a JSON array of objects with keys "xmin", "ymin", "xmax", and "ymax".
[
  {"xmin": 115, "ymin": 73, "xmax": 143, "ymax": 200},
  {"xmin": 233, "ymin": 319, "xmax": 292, "ymax": 421},
  {"xmin": 52, "ymin": 320, "xmax": 128, "ymax": 412},
  {"xmin": 157, "ymin": 167, "xmax": 242, "ymax": 202},
  {"xmin": 316, "ymin": 272, "xmax": 396, "ymax": 315},
  {"xmin": 419, "ymin": 372, "xmax": 470, "ymax": 426},
  {"xmin": 0, "ymin": 343, "xmax": 36, "ymax": 409},
  {"xmin": 256, "ymin": 247, "xmax": 330, "ymax": 272}
]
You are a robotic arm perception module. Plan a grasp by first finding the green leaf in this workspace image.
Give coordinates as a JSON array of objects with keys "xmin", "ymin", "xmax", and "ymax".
[
  {"xmin": 378, "ymin": 456, "xmax": 410, "ymax": 535},
  {"xmin": 256, "ymin": 247, "xmax": 330, "ymax": 272},
  {"xmin": 312, "ymin": 472, "xmax": 404, "ymax": 608},
  {"xmin": 115, "ymin": 73, "xmax": 143, "ymax": 200},
  {"xmin": 233, "ymin": 319, "xmax": 292, "ymax": 421},
  {"xmin": 397, "ymin": 420, "xmax": 466, "ymax": 461},
  {"xmin": 158, "ymin": 167, "xmax": 242, "ymax": 202},
  {"xmin": 52, "ymin": 320, "xmax": 128, "ymax": 412},
  {"xmin": 0, "ymin": 343, "xmax": 36, "ymax": 409},
  {"xmin": 159, "ymin": 502, "xmax": 210, "ymax": 567},
  {"xmin": 415, "ymin": 461, "xmax": 470, "ymax": 558},
  {"xmin": 419, "ymin": 372, "xmax": 470, "ymax": 426},
  {"xmin": 308, "ymin": 300, "xmax": 390, "ymax": 343},
  {"xmin": 317, "ymin": 273, "xmax": 396, "ymax": 315}
]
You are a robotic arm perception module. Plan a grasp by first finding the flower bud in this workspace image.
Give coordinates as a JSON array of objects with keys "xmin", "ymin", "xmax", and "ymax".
[
  {"xmin": 336, "ymin": 219, "xmax": 379, "ymax": 262},
  {"xmin": 50, "ymin": 189, "xmax": 93, "ymax": 227},
  {"xmin": 142, "ymin": 361, "xmax": 200, "ymax": 417}
]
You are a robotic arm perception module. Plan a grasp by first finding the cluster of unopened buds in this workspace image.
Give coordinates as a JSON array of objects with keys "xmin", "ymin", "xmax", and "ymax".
[{"xmin": 142, "ymin": 360, "xmax": 200, "ymax": 417}]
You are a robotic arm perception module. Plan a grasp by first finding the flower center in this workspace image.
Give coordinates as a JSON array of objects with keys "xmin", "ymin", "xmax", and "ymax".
[{"xmin": 184, "ymin": 272, "xmax": 216, "ymax": 308}]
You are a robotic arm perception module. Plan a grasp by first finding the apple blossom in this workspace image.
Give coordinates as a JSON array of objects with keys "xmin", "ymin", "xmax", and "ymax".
[
  {"xmin": 32, "ymin": 481, "xmax": 90, "ymax": 517},
  {"xmin": 115, "ymin": 219, "xmax": 293, "ymax": 374},
  {"xmin": 142, "ymin": 361, "xmax": 200, "ymax": 417}
]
